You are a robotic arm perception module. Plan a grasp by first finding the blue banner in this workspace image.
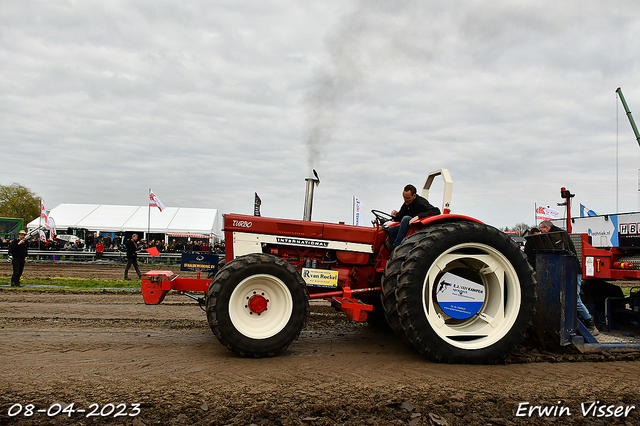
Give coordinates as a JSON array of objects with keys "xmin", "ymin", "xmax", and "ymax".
[{"xmin": 180, "ymin": 253, "xmax": 219, "ymax": 272}]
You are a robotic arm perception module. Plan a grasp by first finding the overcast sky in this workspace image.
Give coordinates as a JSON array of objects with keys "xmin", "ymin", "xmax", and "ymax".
[{"xmin": 3, "ymin": 0, "xmax": 640, "ymax": 231}]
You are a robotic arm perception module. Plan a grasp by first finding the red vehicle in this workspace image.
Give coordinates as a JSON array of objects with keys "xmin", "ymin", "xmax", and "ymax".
[
  {"xmin": 553, "ymin": 188, "xmax": 640, "ymax": 328},
  {"xmin": 143, "ymin": 170, "xmax": 537, "ymax": 363}
]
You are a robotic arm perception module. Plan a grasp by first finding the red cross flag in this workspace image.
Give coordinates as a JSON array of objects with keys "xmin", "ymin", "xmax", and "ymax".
[{"xmin": 149, "ymin": 189, "xmax": 165, "ymax": 212}]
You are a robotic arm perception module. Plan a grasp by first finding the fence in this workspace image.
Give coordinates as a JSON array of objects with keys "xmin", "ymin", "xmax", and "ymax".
[{"xmin": 0, "ymin": 249, "xmax": 221, "ymax": 265}]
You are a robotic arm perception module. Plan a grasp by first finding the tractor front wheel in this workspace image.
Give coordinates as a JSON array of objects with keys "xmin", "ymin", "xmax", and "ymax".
[{"xmin": 206, "ymin": 254, "xmax": 309, "ymax": 357}]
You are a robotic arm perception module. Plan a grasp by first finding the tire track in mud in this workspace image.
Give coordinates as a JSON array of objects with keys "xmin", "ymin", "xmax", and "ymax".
[{"xmin": 1, "ymin": 265, "xmax": 640, "ymax": 425}]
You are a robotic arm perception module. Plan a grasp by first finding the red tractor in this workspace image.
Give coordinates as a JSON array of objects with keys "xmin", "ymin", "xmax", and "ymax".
[{"xmin": 144, "ymin": 170, "xmax": 537, "ymax": 363}]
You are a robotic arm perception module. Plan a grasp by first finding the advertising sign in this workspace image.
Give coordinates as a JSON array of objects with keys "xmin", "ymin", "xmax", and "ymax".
[
  {"xmin": 302, "ymin": 268, "xmax": 339, "ymax": 288},
  {"xmin": 435, "ymin": 272, "xmax": 485, "ymax": 319},
  {"xmin": 536, "ymin": 203, "xmax": 560, "ymax": 221},
  {"xmin": 353, "ymin": 196, "xmax": 363, "ymax": 226},
  {"xmin": 180, "ymin": 253, "xmax": 219, "ymax": 272}
]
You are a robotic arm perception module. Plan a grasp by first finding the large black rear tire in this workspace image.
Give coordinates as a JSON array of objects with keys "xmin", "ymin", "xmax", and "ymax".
[
  {"xmin": 396, "ymin": 221, "xmax": 536, "ymax": 363},
  {"xmin": 381, "ymin": 234, "xmax": 422, "ymax": 345},
  {"xmin": 206, "ymin": 253, "xmax": 309, "ymax": 357}
]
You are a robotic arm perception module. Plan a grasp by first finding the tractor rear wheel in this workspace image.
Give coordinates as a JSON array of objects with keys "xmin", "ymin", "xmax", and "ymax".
[
  {"xmin": 206, "ymin": 253, "xmax": 309, "ymax": 357},
  {"xmin": 396, "ymin": 221, "xmax": 536, "ymax": 363},
  {"xmin": 381, "ymin": 234, "xmax": 420, "ymax": 345}
]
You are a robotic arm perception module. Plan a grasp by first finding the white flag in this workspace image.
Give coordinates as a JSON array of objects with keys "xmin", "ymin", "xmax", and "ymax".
[
  {"xmin": 535, "ymin": 203, "xmax": 560, "ymax": 221},
  {"xmin": 48, "ymin": 217, "xmax": 57, "ymax": 240},
  {"xmin": 40, "ymin": 200, "xmax": 50, "ymax": 228},
  {"xmin": 149, "ymin": 189, "xmax": 165, "ymax": 212},
  {"xmin": 353, "ymin": 196, "xmax": 363, "ymax": 226},
  {"xmin": 39, "ymin": 230, "xmax": 46, "ymax": 242}
]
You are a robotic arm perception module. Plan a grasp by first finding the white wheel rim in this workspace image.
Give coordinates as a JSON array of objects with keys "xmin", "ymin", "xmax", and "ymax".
[
  {"xmin": 423, "ymin": 242, "xmax": 521, "ymax": 350},
  {"xmin": 229, "ymin": 274, "xmax": 293, "ymax": 339}
]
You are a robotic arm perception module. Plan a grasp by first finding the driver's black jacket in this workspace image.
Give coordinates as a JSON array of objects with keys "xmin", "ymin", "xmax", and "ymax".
[{"xmin": 392, "ymin": 195, "xmax": 440, "ymax": 222}]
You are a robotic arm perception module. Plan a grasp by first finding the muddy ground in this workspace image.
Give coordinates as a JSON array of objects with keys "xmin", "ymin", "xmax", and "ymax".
[{"xmin": 1, "ymin": 262, "xmax": 640, "ymax": 425}]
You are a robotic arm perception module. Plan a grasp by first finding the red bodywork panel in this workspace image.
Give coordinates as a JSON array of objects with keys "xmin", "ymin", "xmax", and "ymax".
[
  {"xmin": 223, "ymin": 214, "xmax": 384, "ymax": 301},
  {"xmin": 141, "ymin": 212, "xmax": 480, "ymax": 322}
]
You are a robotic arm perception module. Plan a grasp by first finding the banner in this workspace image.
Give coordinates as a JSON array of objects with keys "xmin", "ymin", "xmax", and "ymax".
[
  {"xmin": 353, "ymin": 196, "xmax": 363, "ymax": 226},
  {"xmin": 254, "ymin": 192, "xmax": 261, "ymax": 216},
  {"xmin": 180, "ymin": 252, "xmax": 219, "ymax": 273},
  {"xmin": 48, "ymin": 217, "xmax": 56, "ymax": 240},
  {"xmin": 40, "ymin": 200, "xmax": 50, "ymax": 228},
  {"xmin": 149, "ymin": 189, "xmax": 165, "ymax": 212},
  {"xmin": 535, "ymin": 203, "xmax": 560, "ymax": 221},
  {"xmin": 38, "ymin": 230, "xmax": 46, "ymax": 242},
  {"xmin": 580, "ymin": 204, "xmax": 599, "ymax": 217}
]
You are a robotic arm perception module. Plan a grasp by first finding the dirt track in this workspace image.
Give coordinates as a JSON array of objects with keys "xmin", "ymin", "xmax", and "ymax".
[{"xmin": 1, "ymin": 263, "xmax": 640, "ymax": 425}]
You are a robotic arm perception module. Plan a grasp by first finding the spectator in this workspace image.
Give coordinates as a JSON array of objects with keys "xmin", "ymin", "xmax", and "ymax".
[
  {"xmin": 95, "ymin": 239, "xmax": 105, "ymax": 260},
  {"xmin": 86, "ymin": 232, "xmax": 95, "ymax": 250}
]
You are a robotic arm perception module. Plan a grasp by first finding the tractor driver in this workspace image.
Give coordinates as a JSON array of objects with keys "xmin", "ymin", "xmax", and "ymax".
[{"xmin": 387, "ymin": 184, "xmax": 440, "ymax": 248}]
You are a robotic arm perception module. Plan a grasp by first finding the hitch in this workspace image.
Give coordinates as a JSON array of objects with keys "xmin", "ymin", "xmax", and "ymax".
[
  {"xmin": 141, "ymin": 270, "xmax": 211, "ymax": 305},
  {"xmin": 179, "ymin": 291, "xmax": 207, "ymax": 309},
  {"xmin": 330, "ymin": 297, "xmax": 373, "ymax": 322}
]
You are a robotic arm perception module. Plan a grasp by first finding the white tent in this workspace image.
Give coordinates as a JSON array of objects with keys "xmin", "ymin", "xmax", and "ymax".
[{"xmin": 28, "ymin": 203, "xmax": 221, "ymax": 239}]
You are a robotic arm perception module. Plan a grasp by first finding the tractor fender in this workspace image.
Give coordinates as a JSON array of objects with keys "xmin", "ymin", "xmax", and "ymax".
[{"xmin": 407, "ymin": 214, "xmax": 482, "ymax": 238}]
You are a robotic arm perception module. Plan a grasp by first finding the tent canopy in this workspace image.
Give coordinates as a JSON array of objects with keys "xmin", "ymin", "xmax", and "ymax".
[{"xmin": 28, "ymin": 203, "xmax": 221, "ymax": 238}]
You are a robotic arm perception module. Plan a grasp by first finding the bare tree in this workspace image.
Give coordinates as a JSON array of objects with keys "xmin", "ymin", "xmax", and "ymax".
[{"xmin": 511, "ymin": 222, "xmax": 534, "ymax": 235}]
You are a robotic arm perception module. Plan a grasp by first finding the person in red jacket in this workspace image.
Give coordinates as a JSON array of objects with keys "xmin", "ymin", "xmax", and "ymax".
[{"xmin": 95, "ymin": 239, "xmax": 105, "ymax": 260}]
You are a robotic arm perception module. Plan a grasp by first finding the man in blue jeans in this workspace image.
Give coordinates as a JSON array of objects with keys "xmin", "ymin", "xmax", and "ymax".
[
  {"xmin": 387, "ymin": 184, "xmax": 440, "ymax": 248},
  {"xmin": 539, "ymin": 220, "xmax": 600, "ymax": 336}
]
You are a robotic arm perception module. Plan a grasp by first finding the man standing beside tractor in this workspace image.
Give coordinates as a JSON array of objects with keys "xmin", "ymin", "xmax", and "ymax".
[
  {"xmin": 387, "ymin": 184, "xmax": 440, "ymax": 247},
  {"xmin": 538, "ymin": 220, "xmax": 599, "ymax": 336}
]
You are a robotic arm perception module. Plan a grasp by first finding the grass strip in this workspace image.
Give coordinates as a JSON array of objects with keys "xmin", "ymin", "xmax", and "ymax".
[{"xmin": 0, "ymin": 277, "xmax": 140, "ymax": 289}]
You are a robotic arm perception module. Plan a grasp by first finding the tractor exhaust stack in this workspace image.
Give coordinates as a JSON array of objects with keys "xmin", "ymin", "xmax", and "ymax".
[{"xmin": 303, "ymin": 169, "xmax": 320, "ymax": 221}]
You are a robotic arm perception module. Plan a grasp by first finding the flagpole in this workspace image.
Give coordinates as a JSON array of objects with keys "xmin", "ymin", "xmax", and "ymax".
[
  {"xmin": 148, "ymin": 188, "xmax": 151, "ymax": 241},
  {"xmin": 352, "ymin": 196, "xmax": 355, "ymax": 225},
  {"xmin": 39, "ymin": 198, "xmax": 43, "ymax": 250}
]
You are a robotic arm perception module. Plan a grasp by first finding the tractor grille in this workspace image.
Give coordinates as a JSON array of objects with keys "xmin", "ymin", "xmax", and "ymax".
[
  {"xmin": 277, "ymin": 223, "xmax": 305, "ymax": 236},
  {"xmin": 570, "ymin": 234, "xmax": 583, "ymax": 269}
]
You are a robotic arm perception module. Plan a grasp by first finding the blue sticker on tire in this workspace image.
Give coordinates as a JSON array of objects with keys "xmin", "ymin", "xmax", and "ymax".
[{"xmin": 435, "ymin": 272, "xmax": 485, "ymax": 319}]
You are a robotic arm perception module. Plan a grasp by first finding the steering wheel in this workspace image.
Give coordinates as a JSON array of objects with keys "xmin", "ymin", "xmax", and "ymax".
[{"xmin": 371, "ymin": 209, "xmax": 394, "ymax": 226}]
